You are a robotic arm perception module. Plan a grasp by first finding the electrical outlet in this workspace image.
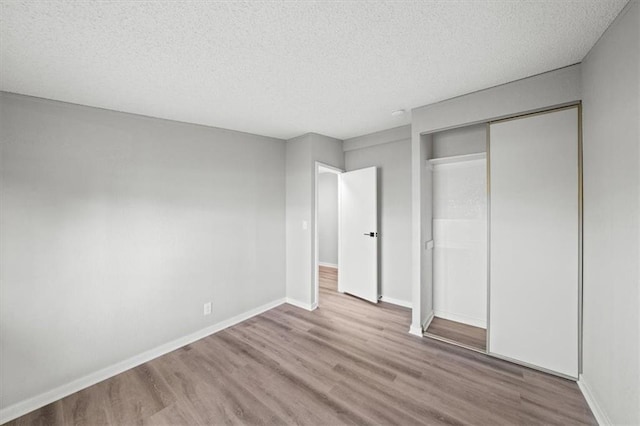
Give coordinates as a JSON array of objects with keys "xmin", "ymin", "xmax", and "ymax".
[{"xmin": 203, "ymin": 302, "xmax": 212, "ymax": 316}]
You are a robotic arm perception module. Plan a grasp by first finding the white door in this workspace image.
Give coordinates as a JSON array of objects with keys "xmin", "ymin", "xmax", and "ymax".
[
  {"xmin": 489, "ymin": 107, "xmax": 579, "ymax": 378},
  {"xmin": 339, "ymin": 167, "xmax": 378, "ymax": 303}
]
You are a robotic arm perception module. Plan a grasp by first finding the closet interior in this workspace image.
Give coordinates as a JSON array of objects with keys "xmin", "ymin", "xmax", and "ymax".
[{"xmin": 424, "ymin": 124, "xmax": 488, "ymax": 352}]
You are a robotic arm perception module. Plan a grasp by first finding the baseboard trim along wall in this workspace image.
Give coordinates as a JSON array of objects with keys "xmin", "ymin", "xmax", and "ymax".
[
  {"xmin": 0, "ymin": 297, "xmax": 287, "ymax": 425},
  {"xmin": 408, "ymin": 325, "xmax": 423, "ymax": 336},
  {"xmin": 433, "ymin": 310, "xmax": 487, "ymax": 329},
  {"xmin": 380, "ymin": 296, "xmax": 412, "ymax": 308},
  {"xmin": 409, "ymin": 311, "xmax": 434, "ymax": 337},
  {"xmin": 318, "ymin": 262, "xmax": 338, "ymax": 269},
  {"xmin": 285, "ymin": 298, "xmax": 318, "ymax": 311},
  {"xmin": 578, "ymin": 375, "xmax": 610, "ymax": 426},
  {"xmin": 423, "ymin": 310, "xmax": 435, "ymax": 331}
]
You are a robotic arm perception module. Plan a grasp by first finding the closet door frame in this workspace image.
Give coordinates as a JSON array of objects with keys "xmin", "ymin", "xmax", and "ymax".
[{"xmin": 486, "ymin": 103, "xmax": 583, "ymax": 380}]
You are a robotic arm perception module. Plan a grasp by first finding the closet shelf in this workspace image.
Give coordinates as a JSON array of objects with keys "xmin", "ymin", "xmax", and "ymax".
[{"xmin": 427, "ymin": 152, "xmax": 486, "ymax": 166}]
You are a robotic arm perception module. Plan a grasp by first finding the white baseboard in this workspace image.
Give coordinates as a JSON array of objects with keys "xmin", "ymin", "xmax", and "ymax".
[
  {"xmin": 433, "ymin": 309, "xmax": 486, "ymax": 328},
  {"xmin": 379, "ymin": 296, "xmax": 412, "ymax": 308},
  {"xmin": 318, "ymin": 262, "xmax": 338, "ymax": 269},
  {"xmin": 408, "ymin": 324, "xmax": 423, "ymax": 336},
  {"xmin": 0, "ymin": 297, "xmax": 286, "ymax": 425},
  {"xmin": 578, "ymin": 375, "xmax": 610, "ymax": 425},
  {"xmin": 285, "ymin": 297, "xmax": 317, "ymax": 311},
  {"xmin": 408, "ymin": 311, "xmax": 434, "ymax": 337},
  {"xmin": 422, "ymin": 310, "xmax": 435, "ymax": 331}
]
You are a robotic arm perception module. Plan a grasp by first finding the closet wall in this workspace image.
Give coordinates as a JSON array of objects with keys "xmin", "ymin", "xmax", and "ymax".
[
  {"xmin": 581, "ymin": 2, "xmax": 639, "ymax": 423},
  {"xmin": 432, "ymin": 124, "xmax": 486, "ymax": 158},
  {"xmin": 344, "ymin": 127, "xmax": 412, "ymax": 306},
  {"xmin": 430, "ymin": 125, "xmax": 487, "ymax": 328}
]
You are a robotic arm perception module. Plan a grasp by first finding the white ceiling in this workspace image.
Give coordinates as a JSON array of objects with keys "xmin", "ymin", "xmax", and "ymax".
[{"xmin": 0, "ymin": 1, "xmax": 627, "ymax": 140}]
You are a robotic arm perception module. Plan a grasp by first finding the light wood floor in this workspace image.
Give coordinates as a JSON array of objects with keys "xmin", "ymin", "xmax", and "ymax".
[
  {"xmin": 318, "ymin": 264, "xmax": 339, "ymax": 296},
  {"xmin": 425, "ymin": 317, "xmax": 487, "ymax": 352},
  {"xmin": 9, "ymin": 266, "xmax": 595, "ymax": 425}
]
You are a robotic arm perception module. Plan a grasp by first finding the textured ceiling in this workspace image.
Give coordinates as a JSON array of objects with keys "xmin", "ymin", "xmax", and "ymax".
[{"xmin": 0, "ymin": 1, "xmax": 628, "ymax": 140}]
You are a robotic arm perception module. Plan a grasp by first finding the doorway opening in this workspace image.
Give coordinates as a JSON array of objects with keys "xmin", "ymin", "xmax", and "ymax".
[
  {"xmin": 314, "ymin": 162, "xmax": 380, "ymax": 308},
  {"xmin": 315, "ymin": 163, "xmax": 342, "ymax": 307}
]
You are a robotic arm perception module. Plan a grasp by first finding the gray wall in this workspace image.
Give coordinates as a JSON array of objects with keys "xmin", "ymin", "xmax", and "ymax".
[
  {"xmin": 345, "ymin": 128, "xmax": 412, "ymax": 305},
  {"xmin": 0, "ymin": 93, "xmax": 286, "ymax": 409},
  {"xmin": 285, "ymin": 134, "xmax": 312, "ymax": 305},
  {"xmin": 431, "ymin": 124, "xmax": 486, "ymax": 158},
  {"xmin": 318, "ymin": 173, "xmax": 338, "ymax": 266},
  {"xmin": 581, "ymin": 1, "xmax": 639, "ymax": 424},
  {"xmin": 286, "ymin": 133, "xmax": 343, "ymax": 308}
]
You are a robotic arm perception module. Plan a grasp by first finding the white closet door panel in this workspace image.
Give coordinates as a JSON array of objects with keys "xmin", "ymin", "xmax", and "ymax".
[{"xmin": 489, "ymin": 107, "xmax": 579, "ymax": 378}]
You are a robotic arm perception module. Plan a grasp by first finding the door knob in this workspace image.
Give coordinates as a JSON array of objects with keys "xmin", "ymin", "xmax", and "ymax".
[{"xmin": 363, "ymin": 232, "xmax": 377, "ymax": 237}]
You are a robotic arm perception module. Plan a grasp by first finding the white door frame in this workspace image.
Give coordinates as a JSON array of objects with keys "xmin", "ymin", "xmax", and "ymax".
[{"xmin": 314, "ymin": 161, "xmax": 344, "ymax": 307}]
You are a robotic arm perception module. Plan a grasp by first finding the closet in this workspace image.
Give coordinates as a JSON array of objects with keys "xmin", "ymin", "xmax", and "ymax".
[{"xmin": 424, "ymin": 105, "xmax": 581, "ymax": 379}]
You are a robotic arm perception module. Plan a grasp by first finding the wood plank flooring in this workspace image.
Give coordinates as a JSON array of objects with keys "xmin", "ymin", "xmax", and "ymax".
[
  {"xmin": 318, "ymin": 265, "xmax": 338, "ymax": 294},
  {"xmin": 425, "ymin": 317, "xmax": 487, "ymax": 352},
  {"xmin": 9, "ymin": 266, "xmax": 596, "ymax": 425}
]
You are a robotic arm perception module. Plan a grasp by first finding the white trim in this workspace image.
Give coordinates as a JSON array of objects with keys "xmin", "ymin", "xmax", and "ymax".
[
  {"xmin": 409, "ymin": 311, "xmax": 434, "ymax": 337},
  {"xmin": 433, "ymin": 310, "xmax": 487, "ymax": 329},
  {"xmin": 380, "ymin": 296, "xmax": 412, "ymax": 308},
  {"xmin": 408, "ymin": 325, "xmax": 423, "ymax": 337},
  {"xmin": 0, "ymin": 297, "xmax": 286, "ymax": 425},
  {"xmin": 317, "ymin": 164, "xmax": 343, "ymax": 174},
  {"xmin": 578, "ymin": 375, "xmax": 610, "ymax": 425},
  {"xmin": 337, "ymin": 171, "xmax": 343, "ymax": 294},
  {"xmin": 422, "ymin": 310, "xmax": 435, "ymax": 330},
  {"xmin": 285, "ymin": 297, "xmax": 317, "ymax": 311},
  {"xmin": 318, "ymin": 262, "xmax": 338, "ymax": 269},
  {"xmin": 318, "ymin": 165, "xmax": 342, "ymax": 174}
]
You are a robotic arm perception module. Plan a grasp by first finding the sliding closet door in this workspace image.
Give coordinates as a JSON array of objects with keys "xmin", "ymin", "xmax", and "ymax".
[{"xmin": 489, "ymin": 107, "xmax": 579, "ymax": 378}]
